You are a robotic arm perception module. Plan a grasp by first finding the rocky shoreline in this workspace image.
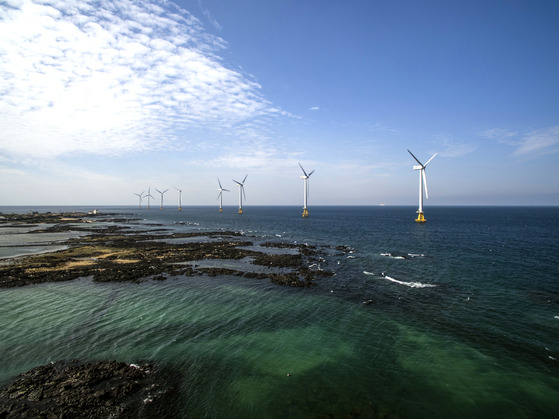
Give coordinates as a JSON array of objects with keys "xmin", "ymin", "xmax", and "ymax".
[{"xmin": 0, "ymin": 211, "xmax": 338, "ymax": 289}]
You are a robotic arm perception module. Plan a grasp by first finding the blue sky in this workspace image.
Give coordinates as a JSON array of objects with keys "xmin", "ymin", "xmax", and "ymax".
[{"xmin": 1, "ymin": 0, "xmax": 558, "ymax": 207}]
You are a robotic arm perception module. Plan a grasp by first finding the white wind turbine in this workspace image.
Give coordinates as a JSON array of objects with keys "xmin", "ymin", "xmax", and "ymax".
[
  {"xmin": 407, "ymin": 149, "xmax": 437, "ymax": 223},
  {"xmin": 155, "ymin": 188, "xmax": 169, "ymax": 210},
  {"xmin": 232, "ymin": 175, "xmax": 247, "ymax": 214},
  {"xmin": 173, "ymin": 187, "xmax": 182, "ymax": 211},
  {"xmin": 145, "ymin": 187, "xmax": 155, "ymax": 210},
  {"xmin": 298, "ymin": 163, "xmax": 315, "ymax": 217},
  {"xmin": 217, "ymin": 178, "xmax": 229, "ymax": 212},
  {"xmin": 134, "ymin": 191, "xmax": 144, "ymax": 209}
]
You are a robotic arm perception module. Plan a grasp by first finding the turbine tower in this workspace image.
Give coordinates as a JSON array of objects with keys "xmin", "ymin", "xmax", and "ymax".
[
  {"xmin": 155, "ymin": 188, "xmax": 169, "ymax": 210},
  {"xmin": 145, "ymin": 187, "xmax": 155, "ymax": 210},
  {"xmin": 298, "ymin": 163, "xmax": 315, "ymax": 217},
  {"xmin": 232, "ymin": 175, "xmax": 247, "ymax": 214},
  {"xmin": 134, "ymin": 191, "xmax": 144, "ymax": 209},
  {"xmin": 217, "ymin": 178, "xmax": 229, "ymax": 212},
  {"xmin": 407, "ymin": 149, "xmax": 437, "ymax": 223},
  {"xmin": 173, "ymin": 187, "xmax": 182, "ymax": 211}
]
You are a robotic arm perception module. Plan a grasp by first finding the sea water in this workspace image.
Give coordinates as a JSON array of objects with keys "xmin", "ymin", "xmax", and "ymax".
[{"xmin": 0, "ymin": 206, "xmax": 558, "ymax": 417}]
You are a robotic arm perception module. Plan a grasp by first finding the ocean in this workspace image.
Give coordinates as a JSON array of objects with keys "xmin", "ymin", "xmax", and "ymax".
[{"xmin": 1, "ymin": 205, "xmax": 558, "ymax": 417}]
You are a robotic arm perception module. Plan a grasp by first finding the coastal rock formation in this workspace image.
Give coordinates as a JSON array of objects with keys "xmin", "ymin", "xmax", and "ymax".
[
  {"xmin": 0, "ymin": 360, "xmax": 178, "ymax": 418},
  {"xmin": 0, "ymin": 212, "xmax": 336, "ymax": 289}
]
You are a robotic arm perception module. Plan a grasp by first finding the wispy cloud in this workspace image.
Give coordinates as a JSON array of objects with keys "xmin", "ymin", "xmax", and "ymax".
[
  {"xmin": 513, "ymin": 126, "xmax": 559, "ymax": 156},
  {"xmin": 0, "ymin": 0, "xmax": 282, "ymax": 159},
  {"xmin": 197, "ymin": 0, "xmax": 221, "ymax": 30},
  {"xmin": 309, "ymin": 106, "xmax": 320, "ymax": 111},
  {"xmin": 434, "ymin": 135, "xmax": 476, "ymax": 158},
  {"xmin": 480, "ymin": 126, "xmax": 559, "ymax": 157}
]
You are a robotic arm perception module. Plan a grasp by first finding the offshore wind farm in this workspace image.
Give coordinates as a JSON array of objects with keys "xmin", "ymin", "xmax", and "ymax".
[{"xmin": 131, "ymin": 154, "xmax": 435, "ymax": 222}]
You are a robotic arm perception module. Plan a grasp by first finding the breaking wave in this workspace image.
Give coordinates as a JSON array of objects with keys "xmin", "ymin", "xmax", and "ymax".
[
  {"xmin": 364, "ymin": 271, "xmax": 436, "ymax": 288},
  {"xmin": 380, "ymin": 252, "xmax": 425, "ymax": 259}
]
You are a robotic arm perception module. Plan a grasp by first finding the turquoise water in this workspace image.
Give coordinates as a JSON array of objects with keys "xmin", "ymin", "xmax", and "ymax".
[{"xmin": 1, "ymin": 206, "xmax": 558, "ymax": 417}]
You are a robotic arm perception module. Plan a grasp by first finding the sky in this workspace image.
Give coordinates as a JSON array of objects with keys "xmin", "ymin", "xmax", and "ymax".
[{"xmin": 1, "ymin": 0, "xmax": 559, "ymax": 207}]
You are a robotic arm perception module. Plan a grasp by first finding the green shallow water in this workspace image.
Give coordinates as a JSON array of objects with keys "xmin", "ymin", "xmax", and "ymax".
[{"xmin": 1, "ymin": 275, "xmax": 558, "ymax": 418}]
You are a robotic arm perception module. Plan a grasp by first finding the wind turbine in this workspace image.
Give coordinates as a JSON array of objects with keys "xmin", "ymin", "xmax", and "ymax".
[
  {"xmin": 217, "ymin": 178, "xmax": 229, "ymax": 212},
  {"xmin": 134, "ymin": 191, "xmax": 144, "ymax": 209},
  {"xmin": 173, "ymin": 187, "xmax": 182, "ymax": 211},
  {"xmin": 407, "ymin": 149, "xmax": 437, "ymax": 223},
  {"xmin": 232, "ymin": 175, "xmax": 247, "ymax": 214},
  {"xmin": 298, "ymin": 163, "xmax": 315, "ymax": 217},
  {"xmin": 155, "ymin": 188, "xmax": 169, "ymax": 210},
  {"xmin": 145, "ymin": 187, "xmax": 155, "ymax": 210}
]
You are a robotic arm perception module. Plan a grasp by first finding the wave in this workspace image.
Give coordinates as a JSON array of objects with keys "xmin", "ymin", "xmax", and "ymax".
[
  {"xmin": 380, "ymin": 253, "xmax": 405, "ymax": 260},
  {"xmin": 380, "ymin": 252, "xmax": 425, "ymax": 259},
  {"xmin": 363, "ymin": 271, "xmax": 436, "ymax": 288}
]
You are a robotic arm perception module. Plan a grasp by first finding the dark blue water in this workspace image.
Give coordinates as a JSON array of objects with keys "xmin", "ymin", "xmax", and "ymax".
[{"xmin": 1, "ymin": 206, "xmax": 558, "ymax": 417}]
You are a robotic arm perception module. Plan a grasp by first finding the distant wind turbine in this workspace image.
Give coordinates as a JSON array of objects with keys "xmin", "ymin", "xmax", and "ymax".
[
  {"xmin": 298, "ymin": 163, "xmax": 315, "ymax": 217},
  {"xmin": 134, "ymin": 191, "xmax": 144, "ymax": 209},
  {"xmin": 407, "ymin": 149, "xmax": 437, "ymax": 223},
  {"xmin": 217, "ymin": 178, "xmax": 229, "ymax": 212},
  {"xmin": 173, "ymin": 187, "xmax": 182, "ymax": 211},
  {"xmin": 155, "ymin": 188, "xmax": 169, "ymax": 210},
  {"xmin": 145, "ymin": 187, "xmax": 155, "ymax": 210},
  {"xmin": 232, "ymin": 175, "xmax": 247, "ymax": 214}
]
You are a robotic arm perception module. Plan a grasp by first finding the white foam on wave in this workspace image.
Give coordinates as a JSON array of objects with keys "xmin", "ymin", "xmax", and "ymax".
[
  {"xmin": 380, "ymin": 253, "xmax": 405, "ymax": 260},
  {"xmin": 363, "ymin": 271, "xmax": 436, "ymax": 288}
]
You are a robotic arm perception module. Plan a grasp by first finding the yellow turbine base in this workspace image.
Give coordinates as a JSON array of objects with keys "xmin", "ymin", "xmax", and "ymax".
[
  {"xmin": 219, "ymin": 208, "xmax": 223, "ymax": 212},
  {"xmin": 302, "ymin": 208, "xmax": 309, "ymax": 217},
  {"xmin": 178, "ymin": 208, "xmax": 182, "ymax": 211},
  {"xmin": 238, "ymin": 208, "xmax": 243, "ymax": 214},
  {"xmin": 415, "ymin": 212, "xmax": 426, "ymax": 223}
]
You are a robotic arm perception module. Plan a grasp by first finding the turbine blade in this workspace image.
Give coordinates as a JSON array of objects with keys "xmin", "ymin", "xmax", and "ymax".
[
  {"xmin": 217, "ymin": 191, "xmax": 222, "ymax": 200},
  {"xmin": 308, "ymin": 169, "xmax": 315, "ymax": 177},
  {"xmin": 422, "ymin": 170, "xmax": 429, "ymax": 199},
  {"xmin": 163, "ymin": 189, "xmax": 169, "ymax": 193},
  {"xmin": 242, "ymin": 186, "xmax": 246, "ymax": 201},
  {"xmin": 298, "ymin": 162, "xmax": 308, "ymax": 177},
  {"xmin": 155, "ymin": 188, "xmax": 162, "ymax": 194},
  {"xmin": 217, "ymin": 178, "xmax": 223, "ymax": 189},
  {"xmin": 223, "ymin": 188, "xmax": 230, "ymax": 192},
  {"xmin": 425, "ymin": 153, "xmax": 437, "ymax": 166},
  {"xmin": 242, "ymin": 174, "xmax": 248, "ymax": 184},
  {"xmin": 407, "ymin": 149, "xmax": 423, "ymax": 167},
  {"xmin": 233, "ymin": 179, "xmax": 241, "ymax": 186}
]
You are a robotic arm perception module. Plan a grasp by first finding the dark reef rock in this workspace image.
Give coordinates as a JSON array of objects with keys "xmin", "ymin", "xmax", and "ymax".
[
  {"xmin": 0, "ymin": 213, "xmax": 336, "ymax": 289},
  {"xmin": 0, "ymin": 360, "xmax": 179, "ymax": 418}
]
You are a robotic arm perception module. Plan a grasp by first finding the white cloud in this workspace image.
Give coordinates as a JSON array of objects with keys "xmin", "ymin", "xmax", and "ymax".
[
  {"xmin": 309, "ymin": 106, "xmax": 319, "ymax": 111},
  {"xmin": 480, "ymin": 126, "xmax": 559, "ymax": 157},
  {"xmin": 513, "ymin": 126, "xmax": 559, "ymax": 156},
  {"xmin": 197, "ymin": 0, "xmax": 221, "ymax": 30},
  {"xmin": 434, "ymin": 136, "xmax": 476, "ymax": 158},
  {"xmin": 0, "ymin": 0, "xmax": 281, "ymax": 159}
]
